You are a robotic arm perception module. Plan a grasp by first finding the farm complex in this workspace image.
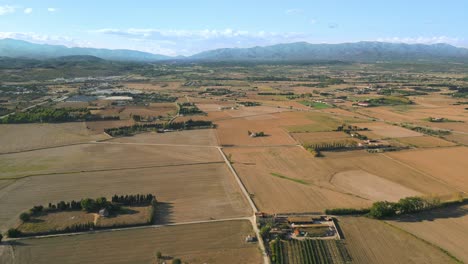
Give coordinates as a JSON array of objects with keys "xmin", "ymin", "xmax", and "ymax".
[{"xmin": 0, "ymin": 60, "xmax": 467, "ymax": 264}]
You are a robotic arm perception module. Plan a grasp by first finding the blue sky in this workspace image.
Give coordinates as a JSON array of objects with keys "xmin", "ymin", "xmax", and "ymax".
[{"xmin": 0, "ymin": 0, "xmax": 467, "ymax": 55}]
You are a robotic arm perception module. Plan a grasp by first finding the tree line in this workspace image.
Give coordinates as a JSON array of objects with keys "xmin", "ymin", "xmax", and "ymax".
[
  {"xmin": 1, "ymin": 107, "xmax": 119, "ymax": 124},
  {"xmin": 104, "ymin": 119, "xmax": 214, "ymax": 137}
]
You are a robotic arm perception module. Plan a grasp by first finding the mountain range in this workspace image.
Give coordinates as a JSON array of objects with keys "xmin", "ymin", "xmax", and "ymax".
[{"xmin": 1, "ymin": 38, "xmax": 468, "ymax": 62}]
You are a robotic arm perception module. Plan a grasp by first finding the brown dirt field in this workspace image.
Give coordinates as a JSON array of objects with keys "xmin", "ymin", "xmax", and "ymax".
[
  {"xmin": 331, "ymin": 170, "xmax": 421, "ymax": 202},
  {"xmin": 290, "ymin": 131, "xmax": 355, "ymax": 145},
  {"xmin": 224, "ymin": 146, "xmax": 458, "ymax": 213},
  {"xmin": 324, "ymin": 152, "xmax": 458, "ymax": 196},
  {"xmin": 223, "ymin": 105, "xmax": 288, "ymax": 118},
  {"xmin": 5, "ymin": 220, "xmax": 262, "ymax": 264},
  {"xmin": 0, "ymin": 143, "xmax": 223, "ymax": 179},
  {"xmin": 86, "ymin": 119, "xmax": 135, "ymax": 133},
  {"xmin": 444, "ymin": 133, "xmax": 468, "ymax": 145},
  {"xmin": 224, "ymin": 146, "xmax": 371, "ymax": 213},
  {"xmin": 0, "ymin": 163, "xmax": 251, "ymax": 232},
  {"xmin": 353, "ymin": 122, "xmax": 423, "ymax": 138},
  {"xmin": 0, "ymin": 123, "xmax": 108, "ymax": 154},
  {"xmin": 197, "ymin": 103, "xmax": 237, "ymax": 112},
  {"xmin": 109, "ymin": 129, "xmax": 219, "ymax": 146},
  {"xmin": 388, "ymin": 204, "xmax": 468, "ymax": 263},
  {"xmin": 216, "ymin": 117, "xmax": 297, "ymax": 146},
  {"xmin": 339, "ymin": 216, "xmax": 454, "ymax": 264},
  {"xmin": 395, "ymin": 136, "xmax": 457, "ymax": 148},
  {"xmin": 386, "ymin": 147, "xmax": 468, "ymax": 192}
]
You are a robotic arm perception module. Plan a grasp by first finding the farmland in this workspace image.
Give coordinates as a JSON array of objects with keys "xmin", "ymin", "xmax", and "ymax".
[
  {"xmin": 0, "ymin": 60, "xmax": 467, "ymax": 263},
  {"xmin": 2, "ymin": 220, "xmax": 262, "ymax": 264}
]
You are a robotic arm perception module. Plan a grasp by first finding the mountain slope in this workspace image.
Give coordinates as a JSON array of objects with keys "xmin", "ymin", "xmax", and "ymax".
[
  {"xmin": 189, "ymin": 41, "xmax": 468, "ymax": 62},
  {"xmin": 0, "ymin": 38, "xmax": 171, "ymax": 62}
]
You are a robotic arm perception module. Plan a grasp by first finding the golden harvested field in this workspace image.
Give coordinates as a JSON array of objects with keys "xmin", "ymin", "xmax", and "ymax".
[
  {"xmin": 109, "ymin": 129, "xmax": 219, "ymax": 146},
  {"xmin": 0, "ymin": 163, "xmax": 251, "ymax": 231},
  {"xmin": 290, "ymin": 131, "xmax": 355, "ymax": 145},
  {"xmin": 224, "ymin": 146, "xmax": 459, "ymax": 213},
  {"xmin": 388, "ymin": 204, "xmax": 468, "ymax": 263},
  {"xmin": 445, "ymin": 133, "xmax": 468, "ymax": 145},
  {"xmin": 119, "ymin": 104, "xmax": 177, "ymax": 119},
  {"xmin": 0, "ymin": 143, "xmax": 222, "ymax": 179},
  {"xmin": 353, "ymin": 122, "xmax": 423, "ymax": 138},
  {"xmin": 387, "ymin": 147, "xmax": 468, "ymax": 192},
  {"xmin": 224, "ymin": 146, "xmax": 371, "ymax": 213},
  {"xmin": 216, "ymin": 117, "xmax": 297, "ymax": 146},
  {"xmin": 331, "ymin": 170, "xmax": 421, "ymax": 202},
  {"xmin": 0, "ymin": 123, "xmax": 108, "ymax": 154},
  {"xmin": 395, "ymin": 135, "xmax": 456, "ymax": 148},
  {"xmin": 340, "ymin": 216, "xmax": 454, "ymax": 264},
  {"xmin": 3, "ymin": 220, "xmax": 262, "ymax": 264}
]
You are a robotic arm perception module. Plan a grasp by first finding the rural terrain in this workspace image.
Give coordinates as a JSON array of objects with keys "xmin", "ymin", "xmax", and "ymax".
[{"xmin": 0, "ymin": 57, "xmax": 467, "ymax": 264}]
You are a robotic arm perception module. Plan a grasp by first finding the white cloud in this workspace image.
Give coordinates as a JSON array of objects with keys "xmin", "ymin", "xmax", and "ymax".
[
  {"xmin": 47, "ymin": 8, "xmax": 57, "ymax": 12},
  {"xmin": 24, "ymin": 8, "xmax": 32, "ymax": 14},
  {"xmin": 0, "ymin": 5, "xmax": 15, "ymax": 15},
  {"xmin": 92, "ymin": 28, "xmax": 309, "ymax": 55},
  {"xmin": 376, "ymin": 36, "xmax": 464, "ymax": 46},
  {"xmin": 285, "ymin": 9, "xmax": 302, "ymax": 15},
  {"xmin": 0, "ymin": 32, "xmax": 92, "ymax": 47},
  {"xmin": 309, "ymin": 19, "xmax": 317, "ymax": 25}
]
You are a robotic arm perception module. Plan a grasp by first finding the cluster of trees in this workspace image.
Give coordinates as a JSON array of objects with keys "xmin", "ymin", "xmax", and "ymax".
[
  {"xmin": 178, "ymin": 102, "xmax": 204, "ymax": 115},
  {"xmin": 105, "ymin": 119, "xmax": 214, "ymax": 137},
  {"xmin": 198, "ymin": 88, "xmax": 233, "ymax": 96},
  {"xmin": 248, "ymin": 76, "xmax": 291, "ymax": 81},
  {"xmin": 326, "ymin": 196, "xmax": 462, "ymax": 219},
  {"xmin": 304, "ymin": 141, "xmax": 358, "ymax": 152},
  {"xmin": 257, "ymin": 92, "xmax": 294, "ymax": 96},
  {"xmin": 402, "ymin": 124, "xmax": 451, "ymax": 136},
  {"xmin": 365, "ymin": 96, "xmax": 413, "ymax": 106},
  {"xmin": 336, "ymin": 124, "xmax": 368, "ymax": 133},
  {"xmin": 324, "ymin": 208, "xmax": 370, "ymax": 215},
  {"xmin": 1, "ymin": 107, "xmax": 118, "ymax": 124},
  {"xmin": 368, "ymin": 196, "xmax": 441, "ymax": 219},
  {"xmin": 80, "ymin": 197, "xmax": 120, "ymax": 213},
  {"xmin": 238, "ymin": 101, "xmax": 261, "ymax": 107},
  {"xmin": 111, "ymin": 194, "xmax": 156, "ymax": 206},
  {"xmin": 377, "ymin": 88, "xmax": 428, "ymax": 96}
]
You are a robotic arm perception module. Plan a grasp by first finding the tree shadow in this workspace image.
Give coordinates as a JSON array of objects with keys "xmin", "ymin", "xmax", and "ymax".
[
  {"xmin": 153, "ymin": 202, "xmax": 174, "ymax": 225},
  {"xmin": 392, "ymin": 203, "xmax": 468, "ymax": 223}
]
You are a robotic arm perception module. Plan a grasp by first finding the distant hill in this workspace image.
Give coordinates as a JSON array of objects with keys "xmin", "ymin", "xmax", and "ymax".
[
  {"xmin": 2, "ymin": 38, "xmax": 468, "ymax": 63},
  {"xmin": 189, "ymin": 41, "xmax": 468, "ymax": 62},
  {"xmin": 0, "ymin": 38, "xmax": 171, "ymax": 62}
]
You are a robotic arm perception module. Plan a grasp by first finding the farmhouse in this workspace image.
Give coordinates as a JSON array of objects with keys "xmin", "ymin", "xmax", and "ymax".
[
  {"xmin": 357, "ymin": 102, "xmax": 370, "ymax": 107},
  {"xmin": 99, "ymin": 208, "xmax": 109, "ymax": 217}
]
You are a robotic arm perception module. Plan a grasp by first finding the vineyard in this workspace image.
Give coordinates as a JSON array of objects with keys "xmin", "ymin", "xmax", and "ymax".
[{"xmin": 270, "ymin": 239, "xmax": 351, "ymax": 264}]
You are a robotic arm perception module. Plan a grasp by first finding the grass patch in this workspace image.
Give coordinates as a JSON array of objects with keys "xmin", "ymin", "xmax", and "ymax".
[
  {"xmin": 299, "ymin": 100, "xmax": 332, "ymax": 109},
  {"xmin": 270, "ymin": 172, "xmax": 309, "ymax": 185}
]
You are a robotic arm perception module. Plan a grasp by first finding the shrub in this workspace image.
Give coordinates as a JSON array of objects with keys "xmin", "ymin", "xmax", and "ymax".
[
  {"xmin": 7, "ymin": 228, "xmax": 21, "ymax": 238},
  {"xmin": 369, "ymin": 201, "xmax": 397, "ymax": 219},
  {"xmin": 80, "ymin": 198, "xmax": 97, "ymax": 212},
  {"xmin": 19, "ymin": 212, "xmax": 31, "ymax": 222},
  {"xmin": 156, "ymin": 251, "xmax": 162, "ymax": 259},
  {"xmin": 172, "ymin": 259, "xmax": 182, "ymax": 264},
  {"xmin": 0, "ymin": 234, "xmax": 3, "ymax": 243}
]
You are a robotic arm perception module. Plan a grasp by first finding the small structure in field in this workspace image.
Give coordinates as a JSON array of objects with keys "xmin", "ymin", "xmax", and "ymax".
[
  {"xmin": 245, "ymin": 235, "xmax": 257, "ymax": 242},
  {"xmin": 99, "ymin": 208, "xmax": 109, "ymax": 217},
  {"xmin": 357, "ymin": 102, "xmax": 370, "ymax": 107}
]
